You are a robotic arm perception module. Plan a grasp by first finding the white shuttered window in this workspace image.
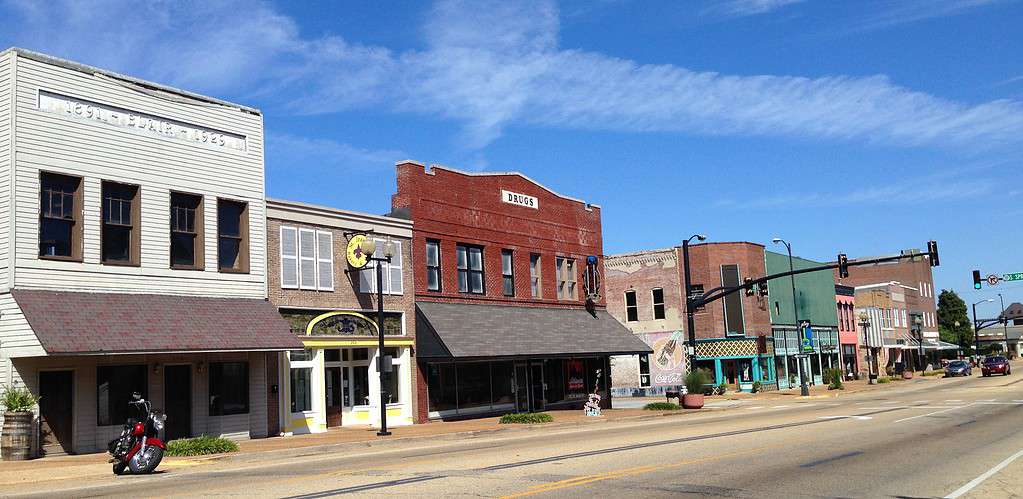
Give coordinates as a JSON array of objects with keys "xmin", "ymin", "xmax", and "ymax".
[
  {"xmin": 359, "ymin": 239, "xmax": 404, "ymax": 295},
  {"xmin": 281, "ymin": 226, "xmax": 334, "ymax": 291},
  {"xmin": 280, "ymin": 226, "xmax": 299, "ymax": 289},
  {"xmin": 317, "ymin": 231, "xmax": 334, "ymax": 291},
  {"xmin": 299, "ymin": 229, "xmax": 317, "ymax": 290}
]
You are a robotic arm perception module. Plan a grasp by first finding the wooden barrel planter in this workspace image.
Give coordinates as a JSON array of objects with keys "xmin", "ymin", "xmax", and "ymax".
[{"xmin": 1, "ymin": 412, "xmax": 34, "ymax": 461}]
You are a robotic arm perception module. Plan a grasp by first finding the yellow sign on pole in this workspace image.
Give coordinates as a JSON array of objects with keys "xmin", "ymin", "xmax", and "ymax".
[{"xmin": 346, "ymin": 234, "xmax": 369, "ymax": 269}]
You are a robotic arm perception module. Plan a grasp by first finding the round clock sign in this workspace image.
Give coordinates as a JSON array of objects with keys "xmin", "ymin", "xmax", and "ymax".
[{"xmin": 346, "ymin": 234, "xmax": 369, "ymax": 269}]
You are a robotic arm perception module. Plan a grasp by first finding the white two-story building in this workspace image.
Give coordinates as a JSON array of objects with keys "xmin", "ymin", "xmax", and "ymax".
[{"xmin": 0, "ymin": 48, "xmax": 300, "ymax": 455}]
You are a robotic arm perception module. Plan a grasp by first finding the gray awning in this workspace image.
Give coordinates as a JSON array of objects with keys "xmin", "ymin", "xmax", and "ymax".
[{"xmin": 415, "ymin": 301, "xmax": 652, "ymax": 359}]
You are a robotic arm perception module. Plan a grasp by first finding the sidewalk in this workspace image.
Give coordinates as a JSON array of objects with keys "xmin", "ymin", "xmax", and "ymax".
[{"xmin": 0, "ymin": 406, "xmax": 714, "ymax": 486}]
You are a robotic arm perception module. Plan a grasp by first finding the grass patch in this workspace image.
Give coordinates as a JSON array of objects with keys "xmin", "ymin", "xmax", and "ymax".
[
  {"xmin": 165, "ymin": 435, "xmax": 239, "ymax": 456},
  {"xmin": 643, "ymin": 402, "xmax": 681, "ymax": 411},
  {"xmin": 499, "ymin": 412, "xmax": 554, "ymax": 424},
  {"xmin": 877, "ymin": 377, "xmax": 891, "ymax": 384}
]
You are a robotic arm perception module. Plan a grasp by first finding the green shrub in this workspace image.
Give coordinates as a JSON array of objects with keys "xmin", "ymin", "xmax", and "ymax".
[
  {"xmin": 877, "ymin": 377, "xmax": 891, "ymax": 384},
  {"xmin": 499, "ymin": 412, "xmax": 553, "ymax": 424},
  {"xmin": 684, "ymin": 369, "xmax": 710, "ymax": 395},
  {"xmin": 643, "ymin": 402, "xmax": 681, "ymax": 411},
  {"xmin": 824, "ymin": 368, "xmax": 844, "ymax": 390},
  {"xmin": 1, "ymin": 384, "xmax": 39, "ymax": 412},
  {"xmin": 165, "ymin": 435, "xmax": 239, "ymax": 456},
  {"xmin": 751, "ymin": 381, "xmax": 762, "ymax": 393}
]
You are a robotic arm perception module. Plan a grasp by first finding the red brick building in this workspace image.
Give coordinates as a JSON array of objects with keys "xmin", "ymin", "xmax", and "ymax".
[
  {"xmin": 835, "ymin": 256, "xmax": 939, "ymax": 368},
  {"xmin": 605, "ymin": 242, "xmax": 776, "ymax": 394},
  {"xmin": 392, "ymin": 161, "xmax": 648, "ymax": 420}
]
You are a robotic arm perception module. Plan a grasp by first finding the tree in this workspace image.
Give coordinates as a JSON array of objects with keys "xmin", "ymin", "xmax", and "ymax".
[{"xmin": 937, "ymin": 290, "xmax": 972, "ymax": 350}]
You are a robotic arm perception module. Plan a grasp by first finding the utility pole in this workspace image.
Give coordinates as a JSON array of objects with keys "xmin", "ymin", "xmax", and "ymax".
[
  {"xmin": 683, "ymin": 234, "xmax": 706, "ymax": 378},
  {"xmin": 774, "ymin": 238, "xmax": 809, "ymax": 396}
]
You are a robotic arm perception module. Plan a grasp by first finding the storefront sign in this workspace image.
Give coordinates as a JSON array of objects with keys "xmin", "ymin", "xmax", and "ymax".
[
  {"xmin": 501, "ymin": 190, "xmax": 538, "ymax": 209},
  {"xmin": 346, "ymin": 235, "xmax": 369, "ymax": 268},
  {"xmin": 38, "ymin": 91, "xmax": 247, "ymax": 152}
]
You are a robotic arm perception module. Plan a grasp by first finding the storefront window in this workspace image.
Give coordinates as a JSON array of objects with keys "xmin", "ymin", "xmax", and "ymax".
[
  {"xmin": 97, "ymin": 365, "xmax": 147, "ymax": 426},
  {"xmin": 428, "ymin": 364, "xmax": 457, "ymax": 412},
  {"xmin": 209, "ymin": 362, "xmax": 249, "ymax": 416},
  {"xmin": 544, "ymin": 359, "xmax": 566, "ymax": 404},
  {"xmin": 457, "ymin": 362, "xmax": 491, "ymax": 409},
  {"xmin": 351, "ymin": 365, "xmax": 370, "ymax": 406},
  {"xmin": 491, "ymin": 362, "xmax": 515, "ymax": 407},
  {"xmin": 383, "ymin": 365, "xmax": 401, "ymax": 404},
  {"xmin": 290, "ymin": 368, "xmax": 312, "ymax": 412}
]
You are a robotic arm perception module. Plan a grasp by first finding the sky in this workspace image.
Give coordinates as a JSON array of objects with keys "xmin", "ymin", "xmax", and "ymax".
[{"xmin": 0, "ymin": 0, "xmax": 1020, "ymax": 314}]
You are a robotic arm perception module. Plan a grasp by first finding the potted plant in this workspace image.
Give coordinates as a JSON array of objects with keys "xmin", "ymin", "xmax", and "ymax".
[
  {"xmin": 2, "ymin": 383, "xmax": 39, "ymax": 461},
  {"xmin": 682, "ymin": 369, "xmax": 709, "ymax": 409}
]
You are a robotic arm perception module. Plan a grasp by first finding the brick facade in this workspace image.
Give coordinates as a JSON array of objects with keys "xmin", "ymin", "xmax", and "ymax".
[
  {"xmin": 265, "ymin": 200, "xmax": 423, "ymax": 425},
  {"xmin": 392, "ymin": 161, "xmax": 604, "ymax": 309}
]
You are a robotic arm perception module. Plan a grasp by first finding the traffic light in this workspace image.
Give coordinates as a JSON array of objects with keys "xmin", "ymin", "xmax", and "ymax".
[
  {"xmin": 837, "ymin": 253, "xmax": 849, "ymax": 279},
  {"xmin": 973, "ymin": 270, "xmax": 982, "ymax": 290},
  {"xmin": 744, "ymin": 277, "xmax": 755, "ymax": 296},
  {"xmin": 927, "ymin": 240, "xmax": 939, "ymax": 267}
]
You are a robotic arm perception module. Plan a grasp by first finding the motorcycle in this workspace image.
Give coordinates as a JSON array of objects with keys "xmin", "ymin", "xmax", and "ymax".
[{"xmin": 108, "ymin": 392, "xmax": 167, "ymax": 475}]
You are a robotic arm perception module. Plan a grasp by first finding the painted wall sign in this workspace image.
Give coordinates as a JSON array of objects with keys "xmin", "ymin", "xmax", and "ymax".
[
  {"xmin": 37, "ymin": 90, "xmax": 247, "ymax": 152},
  {"xmin": 646, "ymin": 331, "xmax": 687, "ymax": 386},
  {"xmin": 501, "ymin": 190, "xmax": 538, "ymax": 210}
]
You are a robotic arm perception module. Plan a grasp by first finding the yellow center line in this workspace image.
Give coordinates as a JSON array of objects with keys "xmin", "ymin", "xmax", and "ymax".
[{"xmin": 501, "ymin": 445, "xmax": 778, "ymax": 499}]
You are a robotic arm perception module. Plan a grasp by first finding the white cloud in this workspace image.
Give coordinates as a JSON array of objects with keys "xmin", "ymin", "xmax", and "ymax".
[
  {"xmin": 4, "ymin": 0, "xmax": 1022, "ymax": 153},
  {"xmin": 266, "ymin": 133, "xmax": 405, "ymax": 172},
  {"xmin": 703, "ymin": 0, "xmax": 806, "ymax": 17},
  {"xmin": 846, "ymin": 0, "xmax": 1008, "ymax": 32}
]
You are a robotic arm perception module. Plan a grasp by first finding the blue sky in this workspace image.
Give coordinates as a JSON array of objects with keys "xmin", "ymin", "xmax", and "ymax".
[{"xmin": 1, "ymin": 0, "xmax": 1021, "ymax": 312}]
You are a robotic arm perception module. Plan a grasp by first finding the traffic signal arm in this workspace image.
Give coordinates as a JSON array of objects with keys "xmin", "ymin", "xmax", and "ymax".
[{"xmin": 689, "ymin": 241, "xmax": 939, "ymax": 310}]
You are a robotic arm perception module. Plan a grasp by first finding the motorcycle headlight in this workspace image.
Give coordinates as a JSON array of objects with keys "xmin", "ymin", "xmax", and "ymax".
[{"xmin": 153, "ymin": 415, "xmax": 165, "ymax": 431}]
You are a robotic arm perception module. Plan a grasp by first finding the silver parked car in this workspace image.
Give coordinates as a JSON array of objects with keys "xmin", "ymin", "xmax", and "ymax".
[{"xmin": 945, "ymin": 360, "xmax": 972, "ymax": 377}]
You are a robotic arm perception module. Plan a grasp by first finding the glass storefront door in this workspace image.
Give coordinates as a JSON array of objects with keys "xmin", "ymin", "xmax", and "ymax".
[
  {"xmin": 515, "ymin": 363, "xmax": 529, "ymax": 412},
  {"xmin": 529, "ymin": 362, "xmax": 545, "ymax": 411},
  {"xmin": 325, "ymin": 366, "xmax": 343, "ymax": 427}
]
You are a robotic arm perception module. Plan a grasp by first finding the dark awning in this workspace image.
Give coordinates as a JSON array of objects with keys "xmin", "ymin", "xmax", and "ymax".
[
  {"xmin": 12, "ymin": 289, "xmax": 302, "ymax": 355},
  {"xmin": 415, "ymin": 301, "xmax": 651, "ymax": 359}
]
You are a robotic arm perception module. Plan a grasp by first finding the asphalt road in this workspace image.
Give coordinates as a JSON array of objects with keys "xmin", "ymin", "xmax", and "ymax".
[{"xmin": 11, "ymin": 372, "xmax": 1023, "ymax": 498}]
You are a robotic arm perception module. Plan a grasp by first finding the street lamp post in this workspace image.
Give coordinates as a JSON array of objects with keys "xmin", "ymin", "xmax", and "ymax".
[
  {"xmin": 359, "ymin": 237, "xmax": 395, "ymax": 437},
  {"xmin": 999, "ymin": 293, "xmax": 1007, "ymax": 352},
  {"xmin": 683, "ymin": 234, "xmax": 707, "ymax": 371},
  {"xmin": 859, "ymin": 312, "xmax": 876, "ymax": 384},
  {"xmin": 773, "ymin": 238, "xmax": 809, "ymax": 396},
  {"xmin": 914, "ymin": 315, "xmax": 925, "ymax": 374},
  {"xmin": 972, "ymin": 298, "xmax": 995, "ymax": 360}
]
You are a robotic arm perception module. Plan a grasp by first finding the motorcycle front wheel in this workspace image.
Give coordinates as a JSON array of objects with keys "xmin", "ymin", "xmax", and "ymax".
[{"xmin": 128, "ymin": 446, "xmax": 164, "ymax": 474}]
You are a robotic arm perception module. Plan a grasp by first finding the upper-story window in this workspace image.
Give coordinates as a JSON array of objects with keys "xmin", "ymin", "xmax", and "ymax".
[
  {"xmin": 426, "ymin": 240, "xmax": 441, "ymax": 292},
  {"xmin": 501, "ymin": 249, "xmax": 515, "ymax": 296},
  {"xmin": 556, "ymin": 257, "xmax": 576, "ymax": 300},
  {"xmin": 279, "ymin": 226, "xmax": 333, "ymax": 291},
  {"xmin": 652, "ymin": 288, "xmax": 665, "ymax": 320},
  {"xmin": 359, "ymin": 238, "xmax": 403, "ymax": 294},
  {"xmin": 720, "ymin": 264, "xmax": 745, "ymax": 336},
  {"xmin": 530, "ymin": 254, "xmax": 542, "ymax": 298},
  {"xmin": 39, "ymin": 172, "xmax": 83, "ymax": 261},
  {"xmin": 101, "ymin": 181, "xmax": 140, "ymax": 266},
  {"xmin": 170, "ymin": 192, "xmax": 204, "ymax": 270},
  {"xmin": 217, "ymin": 199, "xmax": 249, "ymax": 273},
  {"xmin": 625, "ymin": 290, "xmax": 638, "ymax": 322},
  {"xmin": 456, "ymin": 244, "xmax": 484, "ymax": 294}
]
